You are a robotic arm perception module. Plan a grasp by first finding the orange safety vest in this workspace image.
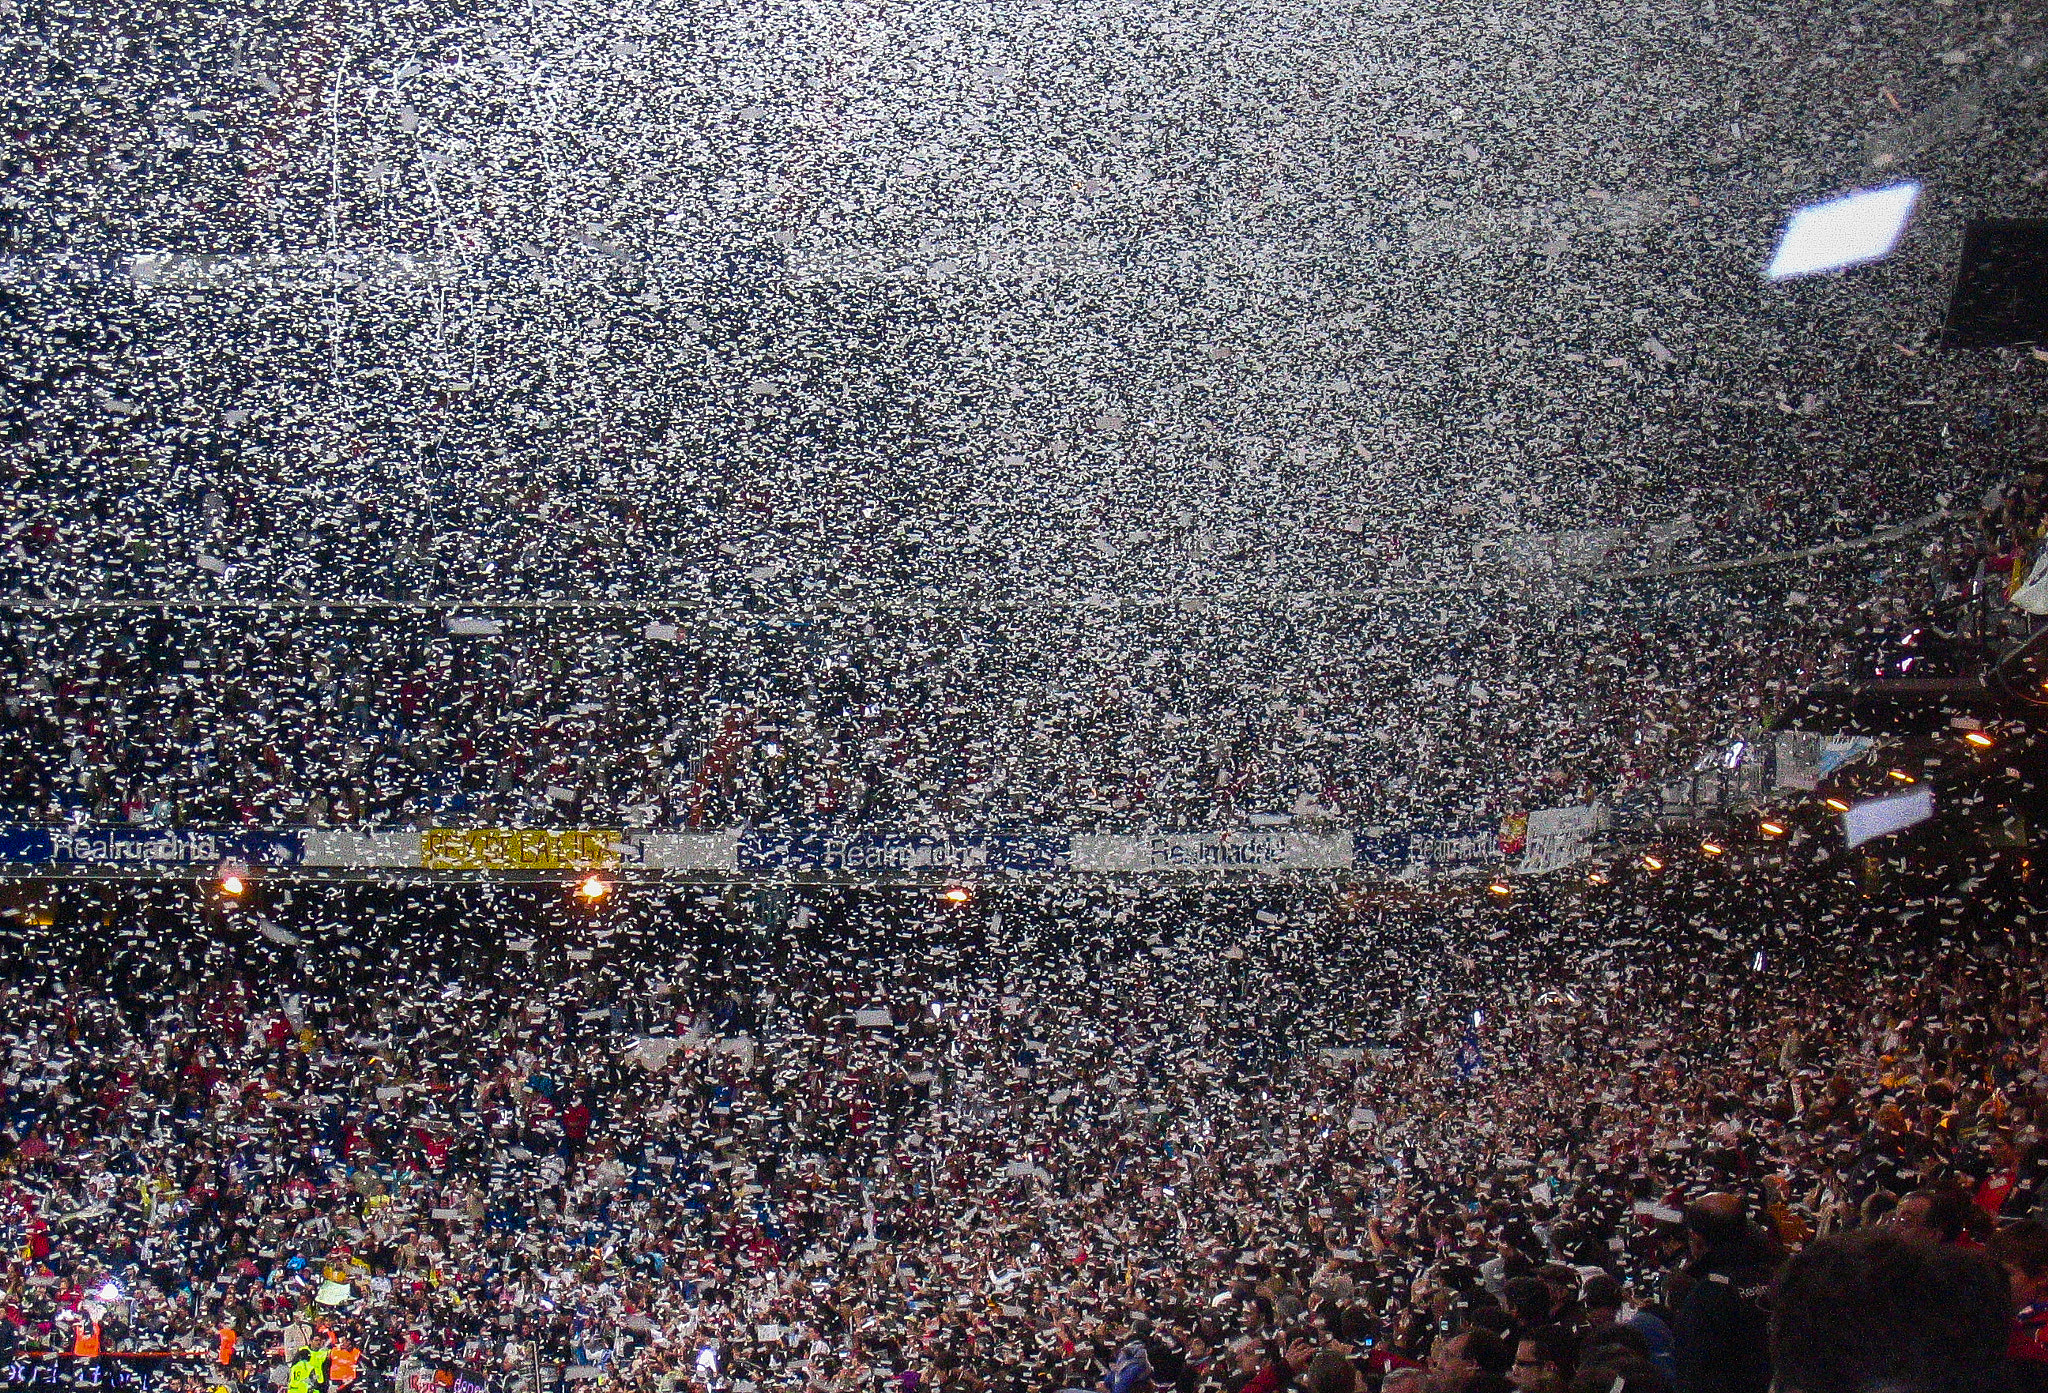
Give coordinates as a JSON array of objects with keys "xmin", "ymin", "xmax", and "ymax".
[
  {"xmin": 329, "ymin": 1349, "xmax": 360, "ymax": 1385},
  {"xmin": 73, "ymin": 1323, "xmax": 100, "ymax": 1357},
  {"xmin": 219, "ymin": 1328, "xmax": 238, "ymax": 1366}
]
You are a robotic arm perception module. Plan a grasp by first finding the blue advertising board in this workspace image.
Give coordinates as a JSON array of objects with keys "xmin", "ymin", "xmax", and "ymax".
[{"xmin": 0, "ymin": 827, "xmax": 305, "ymax": 868}]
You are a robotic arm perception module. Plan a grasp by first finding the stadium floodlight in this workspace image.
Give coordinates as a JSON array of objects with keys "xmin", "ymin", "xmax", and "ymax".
[
  {"xmin": 1963, "ymin": 731, "xmax": 1996, "ymax": 750},
  {"xmin": 219, "ymin": 873, "xmax": 246, "ymax": 897},
  {"xmin": 1765, "ymin": 182, "xmax": 1921, "ymax": 281},
  {"xmin": 577, "ymin": 874, "xmax": 611, "ymax": 901},
  {"xmin": 1843, "ymin": 784, "xmax": 1935, "ymax": 848}
]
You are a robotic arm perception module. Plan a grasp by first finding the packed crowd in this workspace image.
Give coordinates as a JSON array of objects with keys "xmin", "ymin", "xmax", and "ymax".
[
  {"xmin": 3, "ymin": 884, "xmax": 2047, "ymax": 1393},
  {"xmin": 5, "ymin": 0, "xmax": 2048, "ymax": 1387},
  {"xmin": 0, "ymin": 0, "xmax": 2043, "ymax": 841},
  {"xmin": 0, "ymin": 468, "xmax": 2025, "ymax": 835}
]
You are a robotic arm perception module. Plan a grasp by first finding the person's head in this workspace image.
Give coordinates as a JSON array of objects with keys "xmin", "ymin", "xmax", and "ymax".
[
  {"xmin": 1680, "ymin": 1194, "xmax": 1747, "ymax": 1259},
  {"xmin": 1576, "ymin": 1327, "xmax": 1651, "ymax": 1372},
  {"xmin": 1771, "ymin": 1230, "xmax": 2010, "ymax": 1393},
  {"xmin": 1466, "ymin": 1302, "xmax": 1515, "ymax": 1340},
  {"xmin": 1383, "ymin": 1371, "xmax": 1424, "ymax": 1393},
  {"xmin": 1534, "ymin": 1266, "xmax": 1581, "ymax": 1317},
  {"xmin": 1507, "ymin": 1329, "xmax": 1574, "ymax": 1393},
  {"xmin": 1578, "ymin": 1276, "xmax": 1624, "ymax": 1325},
  {"xmin": 1502, "ymin": 1278, "xmax": 1554, "ymax": 1330},
  {"xmin": 1988, "ymin": 1220, "xmax": 2048, "ymax": 1311},
  {"xmin": 1888, "ymin": 1182, "xmax": 1981, "ymax": 1247},
  {"xmin": 1566, "ymin": 1357, "xmax": 1669, "ymax": 1393},
  {"xmin": 1231, "ymin": 1339, "xmax": 1263, "ymax": 1377},
  {"xmin": 1299, "ymin": 1352, "xmax": 1355, "ymax": 1393},
  {"xmin": 1427, "ymin": 1329, "xmax": 1511, "ymax": 1393},
  {"xmin": 1449, "ymin": 1376, "xmax": 1514, "ymax": 1393}
]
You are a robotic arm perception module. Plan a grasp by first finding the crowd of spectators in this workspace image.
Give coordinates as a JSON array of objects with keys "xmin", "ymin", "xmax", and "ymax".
[
  {"xmin": 2, "ymin": 885, "xmax": 2046, "ymax": 1393},
  {"xmin": 0, "ymin": 0, "xmax": 2043, "ymax": 844},
  {"xmin": 4, "ymin": 0, "xmax": 2048, "ymax": 1387},
  {"xmin": 0, "ymin": 470, "xmax": 2031, "ymax": 835}
]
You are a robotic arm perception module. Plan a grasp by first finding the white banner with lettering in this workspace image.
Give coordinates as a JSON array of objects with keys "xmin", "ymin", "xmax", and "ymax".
[
  {"xmin": 1515, "ymin": 805, "xmax": 1605, "ymax": 876},
  {"xmin": 1068, "ymin": 831, "xmax": 1354, "ymax": 872}
]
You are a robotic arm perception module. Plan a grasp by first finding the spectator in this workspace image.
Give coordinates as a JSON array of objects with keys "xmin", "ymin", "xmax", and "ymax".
[
  {"xmin": 1671, "ymin": 1197, "xmax": 1774, "ymax": 1393},
  {"xmin": 1503, "ymin": 1279, "xmax": 1556, "ymax": 1335},
  {"xmin": 1296, "ymin": 1353, "xmax": 1354, "ymax": 1393},
  {"xmin": 1987, "ymin": 1221, "xmax": 2048, "ymax": 1393},
  {"xmin": 1580, "ymin": 1277, "xmax": 1675, "ymax": 1385},
  {"xmin": 1892, "ymin": 1181, "xmax": 1993, "ymax": 1247},
  {"xmin": 1569, "ymin": 1358, "xmax": 1670, "ymax": 1393},
  {"xmin": 1507, "ymin": 1328, "xmax": 1574, "ymax": 1393},
  {"xmin": 1770, "ymin": 1231, "xmax": 2011, "ymax": 1393},
  {"xmin": 1426, "ymin": 1330, "xmax": 1513, "ymax": 1393}
]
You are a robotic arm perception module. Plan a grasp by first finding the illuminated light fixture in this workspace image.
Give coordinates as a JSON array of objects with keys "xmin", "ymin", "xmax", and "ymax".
[
  {"xmin": 219, "ymin": 874, "xmax": 245, "ymax": 897},
  {"xmin": 1823, "ymin": 797, "xmax": 1852, "ymax": 813},
  {"xmin": 1887, "ymin": 769, "xmax": 1917, "ymax": 783},
  {"xmin": 1700, "ymin": 841, "xmax": 1725, "ymax": 857},
  {"xmin": 1764, "ymin": 182, "xmax": 1921, "ymax": 280},
  {"xmin": 1759, "ymin": 820, "xmax": 1787, "ymax": 837},
  {"xmin": 1964, "ymin": 731, "xmax": 1996, "ymax": 750},
  {"xmin": 1586, "ymin": 869, "xmax": 1610, "ymax": 885},
  {"xmin": 1487, "ymin": 881, "xmax": 1513, "ymax": 897},
  {"xmin": 577, "ymin": 874, "xmax": 611, "ymax": 901},
  {"xmin": 1844, "ymin": 785, "xmax": 1936, "ymax": 848},
  {"xmin": 1641, "ymin": 854, "xmax": 1665, "ymax": 871},
  {"xmin": 940, "ymin": 885, "xmax": 972, "ymax": 904}
]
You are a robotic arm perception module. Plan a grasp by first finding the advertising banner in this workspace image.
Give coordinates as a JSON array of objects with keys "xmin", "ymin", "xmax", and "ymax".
[
  {"xmin": 420, "ymin": 828, "xmax": 632, "ymax": 871},
  {"xmin": 1404, "ymin": 825, "xmax": 1497, "ymax": 871},
  {"xmin": 302, "ymin": 829, "xmax": 423, "ymax": 868},
  {"xmin": 639, "ymin": 832, "xmax": 742, "ymax": 872},
  {"xmin": 0, "ymin": 828, "xmax": 305, "ymax": 868},
  {"xmin": 0, "ymin": 820, "xmax": 1647, "ymax": 878},
  {"xmin": 1353, "ymin": 831, "xmax": 1412, "ymax": 868},
  {"xmin": 737, "ymin": 832, "xmax": 1068, "ymax": 874},
  {"xmin": 1066, "ymin": 831, "xmax": 1354, "ymax": 872},
  {"xmin": 0, "ymin": 1357, "xmax": 213, "ymax": 1393},
  {"xmin": 1775, "ymin": 732, "xmax": 1875, "ymax": 790},
  {"xmin": 1516, "ymin": 805, "xmax": 1605, "ymax": 875}
]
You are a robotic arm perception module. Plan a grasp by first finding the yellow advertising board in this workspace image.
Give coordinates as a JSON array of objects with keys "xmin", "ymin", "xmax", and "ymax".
[{"xmin": 421, "ymin": 828, "xmax": 622, "ymax": 871}]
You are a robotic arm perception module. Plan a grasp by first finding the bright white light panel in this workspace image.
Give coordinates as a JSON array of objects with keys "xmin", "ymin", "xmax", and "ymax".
[{"xmin": 1765, "ymin": 182, "xmax": 1922, "ymax": 280}]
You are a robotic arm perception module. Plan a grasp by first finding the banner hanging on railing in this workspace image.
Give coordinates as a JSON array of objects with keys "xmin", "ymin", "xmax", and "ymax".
[
  {"xmin": 1775, "ymin": 731, "xmax": 1875, "ymax": 790},
  {"xmin": 0, "ymin": 827, "xmax": 307, "ymax": 868},
  {"xmin": 1516, "ymin": 805, "xmax": 1606, "ymax": 875},
  {"xmin": 1067, "ymin": 831, "xmax": 1353, "ymax": 872},
  {"xmin": 0, "ymin": 817, "xmax": 1616, "ymax": 877},
  {"xmin": 420, "ymin": 828, "xmax": 633, "ymax": 871},
  {"xmin": 737, "ymin": 831, "xmax": 1068, "ymax": 874},
  {"xmin": 1403, "ymin": 825, "xmax": 1498, "ymax": 871}
]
